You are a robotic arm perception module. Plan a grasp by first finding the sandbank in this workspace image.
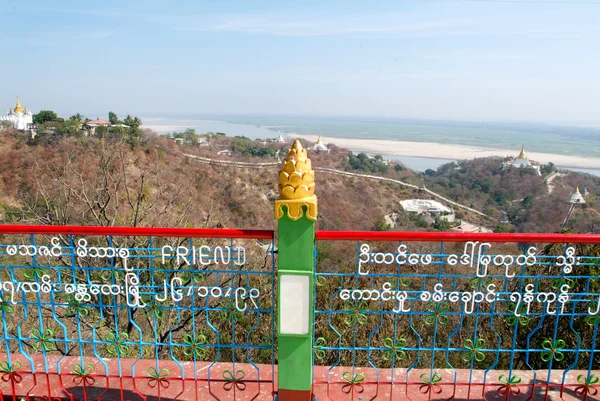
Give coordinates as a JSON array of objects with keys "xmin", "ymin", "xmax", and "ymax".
[
  {"xmin": 293, "ymin": 134, "xmax": 600, "ymax": 170},
  {"xmin": 141, "ymin": 124, "xmax": 190, "ymax": 132}
]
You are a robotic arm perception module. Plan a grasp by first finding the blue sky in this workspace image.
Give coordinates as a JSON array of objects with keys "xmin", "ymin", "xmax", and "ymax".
[{"xmin": 1, "ymin": 0, "xmax": 599, "ymax": 124}]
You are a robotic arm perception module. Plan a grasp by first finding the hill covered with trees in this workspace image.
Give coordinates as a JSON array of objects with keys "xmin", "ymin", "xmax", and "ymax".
[{"xmin": 0, "ymin": 121, "xmax": 598, "ymax": 234}]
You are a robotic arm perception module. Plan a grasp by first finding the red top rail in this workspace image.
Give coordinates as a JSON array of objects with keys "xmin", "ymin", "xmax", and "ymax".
[
  {"xmin": 0, "ymin": 225, "xmax": 274, "ymax": 240},
  {"xmin": 2, "ymin": 226, "xmax": 600, "ymax": 243},
  {"xmin": 316, "ymin": 230, "xmax": 600, "ymax": 244}
]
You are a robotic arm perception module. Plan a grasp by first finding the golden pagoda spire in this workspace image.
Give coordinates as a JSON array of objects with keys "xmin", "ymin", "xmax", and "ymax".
[
  {"xmin": 275, "ymin": 140, "xmax": 318, "ymax": 220},
  {"xmin": 14, "ymin": 97, "xmax": 24, "ymax": 114},
  {"xmin": 316, "ymin": 135, "xmax": 323, "ymax": 145},
  {"xmin": 516, "ymin": 144, "xmax": 528, "ymax": 160}
]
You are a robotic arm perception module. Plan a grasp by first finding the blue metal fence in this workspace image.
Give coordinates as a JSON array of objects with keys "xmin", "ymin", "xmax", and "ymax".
[
  {"xmin": 0, "ymin": 227, "xmax": 276, "ymax": 401},
  {"xmin": 313, "ymin": 236, "xmax": 600, "ymax": 400},
  {"xmin": 2, "ymin": 226, "xmax": 600, "ymax": 400}
]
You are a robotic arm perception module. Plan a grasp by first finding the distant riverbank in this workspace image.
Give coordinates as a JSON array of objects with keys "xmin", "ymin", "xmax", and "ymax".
[
  {"xmin": 141, "ymin": 116, "xmax": 600, "ymax": 175},
  {"xmin": 293, "ymin": 134, "xmax": 600, "ymax": 171}
]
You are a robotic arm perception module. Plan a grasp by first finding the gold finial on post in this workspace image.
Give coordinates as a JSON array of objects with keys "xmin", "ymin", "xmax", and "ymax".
[{"xmin": 275, "ymin": 140, "xmax": 317, "ymax": 220}]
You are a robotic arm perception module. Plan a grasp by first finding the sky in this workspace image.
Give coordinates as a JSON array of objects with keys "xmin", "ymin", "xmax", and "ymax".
[{"xmin": 1, "ymin": 0, "xmax": 600, "ymax": 124}]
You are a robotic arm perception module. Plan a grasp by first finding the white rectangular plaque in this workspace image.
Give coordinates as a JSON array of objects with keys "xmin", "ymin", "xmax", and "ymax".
[{"xmin": 279, "ymin": 274, "xmax": 310, "ymax": 335}]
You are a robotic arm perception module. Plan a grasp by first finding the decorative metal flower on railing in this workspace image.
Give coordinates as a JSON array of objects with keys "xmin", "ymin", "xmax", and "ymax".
[
  {"xmin": 462, "ymin": 338, "xmax": 486, "ymax": 362},
  {"xmin": 316, "ymin": 275, "xmax": 327, "ymax": 287},
  {"xmin": 65, "ymin": 295, "xmax": 89, "ymax": 318},
  {"xmin": 143, "ymin": 296, "xmax": 165, "ymax": 319},
  {"xmin": 505, "ymin": 303, "xmax": 529, "ymax": 326},
  {"xmin": 100, "ymin": 269, "xmax": 124, "ymax": 282},
  {"xmin": 419, "ymin": 372, "xmax": 443, "ymax": 394},
  {"xmin": 586, "ymin": 312, "xmax": 600, "ymax": 326},
  {"xmin": 313, "ymin": 337, "xmax": 326, "ymax": 360},
  {"xmin": 223, "ymin": 369, "xmax": 246, "ymax": 391},
  {"xmin": 260, "ymin": 335, "xmax": 273, "ymax": 358},
  {"xmin": 498, "ymin": 374, "xmax": 521, "ymax": 397},
  {"xmin": 394, "ymin": 276, "xmax": 411, "ymax": 288},
  {"xmin": 105, "ymin": 332, "xmax": 129, "ymax": 356},
  {"xmin": 219, "ymin": 298, "xmax": 245, "ymax": 323},
  {"xmin": 24, "ymin": 266, "xmax": 48, "ymax": 280},
  {"xmin": 382, "ymin": 337, "xmax": 407, "ymax": 361},
  {"xmin": 182, "ymin": 333, "xmax": 207, "ymax": 358},
  {"xmin": 72, "ymin": 364, "xmax": 95, "ymax": 386},
  {"xmin": 0, "ymin": 296, "xmax": 14, "ymax": 315},
  {"xmin": 180, "ymin": 271, "xmax": 204, "ymax": 285},
  {"xmin": 147, "ymin": 367, "xmax": 170, "ymax": 388},
  {"xmin": 575, "ymin": 374, "xmax": 599, "ymax": 397},
  {"xmin": 341, "ymin": 372, "xmax": 365, "ymax": 394},
  {"xmin": 541, "ymin": 338, "xmax": 565, "ymax": 362},
  {"xmin": 343, "ymin": 301, "xmax": 368, "ymax": 325},
  {"xmin": 0, "ymin": 361, "xmax": 22, "ymax": 383},
  {"xmin": 468, "ymin": 277, "xmax": 491, "ymax": 290},
  {"xmin": 31, "ymin": 328, "xmax": 56, "ymax": 352},
  {"xmin": 424, "ymin": 302, "xmax": 449, "ymax": 325},
  {"xmin": 550, "ymin": 277, "xmax": 574, "ymax": 291}
]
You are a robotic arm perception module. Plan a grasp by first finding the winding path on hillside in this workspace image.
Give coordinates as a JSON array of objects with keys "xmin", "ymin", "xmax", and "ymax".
[
  {"xmin": 184, "ymin": 153, "xmax": 495, "ymax": 220},
  {"xmin": 545, "ymin": 171, "xmax": 561, "ymax": 194}
]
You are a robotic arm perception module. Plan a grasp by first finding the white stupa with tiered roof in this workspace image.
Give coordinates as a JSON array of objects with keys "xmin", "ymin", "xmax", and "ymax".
[
  {"xmin": 503, "ymin": 144, "xmax": 541, "ymax": 175},
  {"xmin": 0, "ymin": 97, "xmax": 33, "ymax": 130},
  {"xmin": 311, "ymin": 136, "xmax": 329, "ymax": 153},
  {"xmin": 569, "ymin": 187, "xmax": 586, "ymax": 204}
]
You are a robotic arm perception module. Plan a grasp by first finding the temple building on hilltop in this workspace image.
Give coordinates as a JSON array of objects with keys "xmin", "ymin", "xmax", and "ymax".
[
  {"xmin": 311, "ymin": 136, "xmax": 330, "ymax": 153},
  {"xmin": 84, "ymin": 118, "xmax": 111, "ymax": 135},
  {"xmin": 400, "ymin": 199, "xmax": 453, "ymax": 215},
  {"xmin": 569, "ymin": 187, "xmax": 586, "ymax": 204},
  {"xmin": 0, "ymin": 97, "xmax": 33, "ymax": 130},
  {"xmin": 503, "ymin": 144, "xmax": 541, "ymax": 175}
]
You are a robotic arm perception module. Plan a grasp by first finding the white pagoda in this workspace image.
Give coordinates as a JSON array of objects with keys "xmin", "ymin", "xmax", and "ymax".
[
  {"xmin": 504, "ymin": 144, "xmax": 541, "ymax": 175},
  {"xmin": 0, "ymin": 97, "xmax": 33, "ymax": 130},
  {"xmin": 569, "ymin": 187, "xmax": 586, "ymax": 204},
  {"xmin": 311, "ymin": 136, "xmax": 329, "ymax": 153}
]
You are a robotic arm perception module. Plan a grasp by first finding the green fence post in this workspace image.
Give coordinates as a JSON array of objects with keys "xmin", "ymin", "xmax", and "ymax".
[{"xmin": 275, "ymin": 140, "xmax": 317, "ymax": 401}]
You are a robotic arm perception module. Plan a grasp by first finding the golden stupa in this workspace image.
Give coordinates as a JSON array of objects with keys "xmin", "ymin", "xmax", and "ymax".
[{"xmin": 14, "ymin": 97, "xmax": 25, "ymax": 114}]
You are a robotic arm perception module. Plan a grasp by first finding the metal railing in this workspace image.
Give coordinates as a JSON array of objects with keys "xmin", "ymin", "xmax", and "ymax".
[
  {"xmin": 313, "ymin": 231, "xmax": 600, "ymax": 400},
  {"xmin": 0, "ymin": 225, "xmax": 276, "ymax": 401},
  {"xmin": 1, "ymin": 225, "xmax": 599, "ymax": 400}
]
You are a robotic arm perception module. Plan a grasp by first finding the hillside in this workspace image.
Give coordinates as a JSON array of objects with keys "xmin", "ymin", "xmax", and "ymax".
[{"xmin": 0, "ymin": 128, "xmax": 598, "ymax": 234}]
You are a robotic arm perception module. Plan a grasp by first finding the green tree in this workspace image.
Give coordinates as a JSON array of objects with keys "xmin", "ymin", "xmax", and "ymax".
[
  {"xmin": 373, "ymin": 216, "xmax": 390, "ymax": 231},
  {"xmin": 433, "ymin": 216, "xmax": 450, "ymax": 231},
  {"xmin": 123, "ymin": 115, "xmax": 142, "ymax": 128},
  {"xmin": 69, "ymin": 113, "xmax": 86, "ymax": 122},
  {"xmin": 108, "ymin": 112, "xmax": 119, "ymax": 125},
  {"xmin": 56, "ymin": 119, "xmax": 83, "ymax": 137},
  {"xmin": 541, "ymin": 162, "xmax": 555, "ymax": 175},
  {"xmin": 494, "ymin": 224, "xmax": 513, "ymax": 233},
  {"xmin": 33, "ymin": 110, "xmax": 58, "ymax": 124}
]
